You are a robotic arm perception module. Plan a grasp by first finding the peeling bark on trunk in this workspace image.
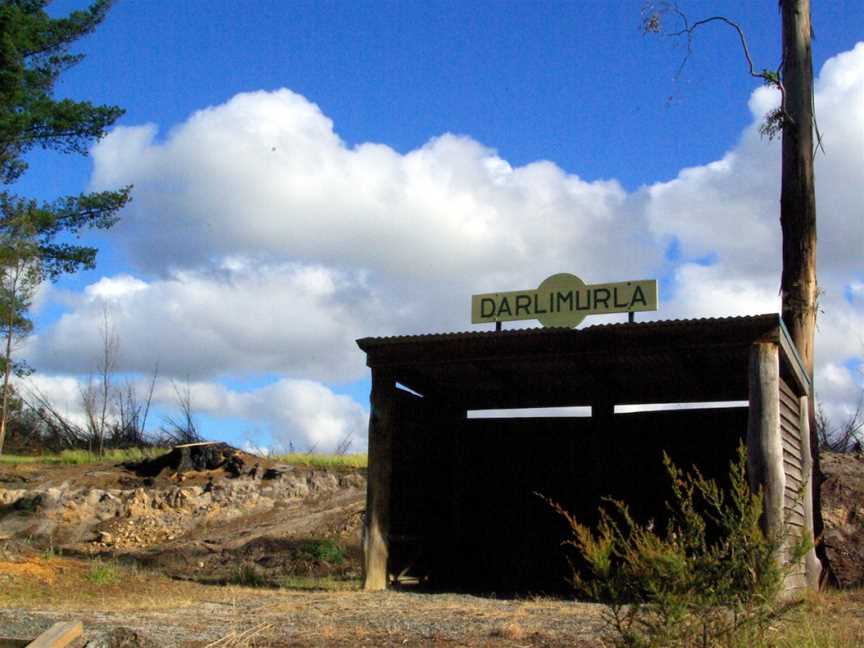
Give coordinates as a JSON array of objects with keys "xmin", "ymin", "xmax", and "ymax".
[{"xmin": 779, "ymin": 0, "xmax": 825, "ymax": 581}]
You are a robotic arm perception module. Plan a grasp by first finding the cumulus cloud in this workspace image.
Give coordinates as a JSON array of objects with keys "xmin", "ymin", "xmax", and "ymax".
[
  {"xmin": 663, "ymin": 263, "xmax": 780, "ymax": 319},
  {"xmin": 26, "ymin": 261, "xmax": 383, "ymax": 383},
  {"xmin": 90, "ymin": 90, "xmax": 655, "ymax": 286},
  {"xmin": 640, "ymin": 43, "xmax": 864, "ymax": 421},
  {"xmin": 21, "ymin": 43, "xmax": 864, "ymax": 447},
  {"xmin": 151, "ymin": 378, "xmax": 369, "ymax": 452}
]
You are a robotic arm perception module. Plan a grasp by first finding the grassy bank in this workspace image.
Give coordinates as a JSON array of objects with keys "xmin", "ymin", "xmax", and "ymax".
[
  {"xmin": 270, "ymin": 452, "xmax": 367, "ymax": 470},
  {"xmin": 0, "ymin": 448, "xmax": 368, "ymax": 469},
  {"xmin": 0, "ymin": 447, "xmax": 166, "ymax": 466},
  {"xmin": 768, "ymin": 589, "xmax": 864, "ymax": 648}
]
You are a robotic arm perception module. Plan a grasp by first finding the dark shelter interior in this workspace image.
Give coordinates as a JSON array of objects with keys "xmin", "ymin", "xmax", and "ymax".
[{"xmin": 357, "ymin": 314, "xmax": 810, "ymax": 594}]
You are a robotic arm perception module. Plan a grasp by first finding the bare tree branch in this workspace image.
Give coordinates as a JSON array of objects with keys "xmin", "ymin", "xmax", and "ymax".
[
  {"xmin": 159, "ymin": 378, "xmax": 203, "ymax": 445},
  {"xmin": 816, "ymin": 394, "xmax": 864, "ymax": 453},
  {"xmin": 641, "ymin": 2, "xmax": 791, "ymax": 136}
]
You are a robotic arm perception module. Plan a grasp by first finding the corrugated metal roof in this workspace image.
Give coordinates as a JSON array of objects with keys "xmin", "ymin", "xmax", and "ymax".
[{"xmin": 356, "ymin": 313, "xmax": 780, "ymax": 350}]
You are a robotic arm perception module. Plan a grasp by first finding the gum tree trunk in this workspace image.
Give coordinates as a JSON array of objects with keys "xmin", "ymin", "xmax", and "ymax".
[{"xmin": 779, "ymin": 0, "xmax": 824, "ymax": 580}]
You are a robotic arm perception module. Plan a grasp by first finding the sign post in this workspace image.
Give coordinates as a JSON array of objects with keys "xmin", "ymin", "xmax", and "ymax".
[{"xmin": 471, "ymin": 273, "xmax": 659, "ymax": 328}]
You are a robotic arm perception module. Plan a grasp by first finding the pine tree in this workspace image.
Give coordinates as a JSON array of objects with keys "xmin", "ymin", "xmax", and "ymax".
[{"xmin": 0, "ymin": 1, "xmax": 130, "ymax": 455}]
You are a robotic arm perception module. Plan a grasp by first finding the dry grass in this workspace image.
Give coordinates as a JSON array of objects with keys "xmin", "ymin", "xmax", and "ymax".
[
  {"xmin": 0, "ymin": 552, "xmax": 860, "ymax": 647},
  {"xmin": 0, "ymin": 448, "xmax": 368, "ymax": 469},
  {"xmin": 0, "ymin": 447, "xmax": 166, "ymax": 465},
  {"xmin": 276, "ymin": 575, "xmax": 360, "ymax": 591},
  {"xmin": 270, "ymin": 452, "xmax": 367, "ymax": 470},
  {"xmin": 0, "ymin": 554, "xmax": 228, "ymax": 611},
  {"xmin": 765, "ymin": 589, "xmax": 864, "ymax": 648},
  {"xmin": 0, "ymin": 553, "xmax": 362, "ymax": 613}
]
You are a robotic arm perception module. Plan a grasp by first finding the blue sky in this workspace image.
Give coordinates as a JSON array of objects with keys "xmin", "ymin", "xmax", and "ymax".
[
  {"xmin": 32, "ymin": 1, "xmax": 862, "ymax": 192},
  {"xmin": 14, "ymin": 1, "xmax": 864, "ymax": 451}
]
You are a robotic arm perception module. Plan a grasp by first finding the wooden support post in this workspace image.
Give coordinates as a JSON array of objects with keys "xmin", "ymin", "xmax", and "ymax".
[
  {"xmin": 799, "ymin": 396, "xmax": 822, "ymax": 588},
  {"xmin": 26, "ymin": 621, "xmax": 83, "ymax": 648},
  {"xmin": 445, "ymin": 401, "xmax": 467, "ymax": 587},
  {"xmin": 364, "ymin": 370, "xmax": 394, "ymax": 591},
  {"xmin": 747, "ymin": 343, "xmax": 786, "ymax": 554}
]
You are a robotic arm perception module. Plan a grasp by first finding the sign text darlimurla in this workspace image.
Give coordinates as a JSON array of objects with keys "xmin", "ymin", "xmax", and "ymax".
[{"xmin": 471, "ymin": 273, "xmax": 659, "ymax": 328}]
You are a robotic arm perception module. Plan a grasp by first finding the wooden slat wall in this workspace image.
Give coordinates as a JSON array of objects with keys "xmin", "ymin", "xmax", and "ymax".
[{"xmin": 779, "ymin": 378, "xmax": 807, "ymax": 586}]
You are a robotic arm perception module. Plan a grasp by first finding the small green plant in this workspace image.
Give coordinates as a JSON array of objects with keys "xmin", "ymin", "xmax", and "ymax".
[
  {"xmin": 230, "ymin": 564, "xmax": 270, "ymax": 587},
  {"xmin": 298, "ymin": 539, "xmax": 346, "ymax": 565},
  {"xmin": 41, "ymin": 536, "xmax": 59, "ymax": 560},
  {"xmin": 549, "ymin": 444, "xmax": 810, "ymax": 648},
  {"xmin": 86, "ymin": 559, "xmax": 120, "ymax": 585}
]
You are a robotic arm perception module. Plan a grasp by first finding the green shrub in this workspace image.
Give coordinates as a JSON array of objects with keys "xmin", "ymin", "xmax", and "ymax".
[
  {"xmin": 298, "ymin": 539, "xmax": 346, "ymax": 565},
  {"xmin": 549, "ymin": 444, "xmax": 810, "ymax": 648},
  {"xmin": 86, "ymin": 560, "xmax": 120, "ymax": 585}
]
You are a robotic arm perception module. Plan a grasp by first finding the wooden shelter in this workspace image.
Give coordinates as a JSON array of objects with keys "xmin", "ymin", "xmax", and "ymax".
[{"xmin": 357, "ymin": 313, "xmax": 821, "ymax": 593}]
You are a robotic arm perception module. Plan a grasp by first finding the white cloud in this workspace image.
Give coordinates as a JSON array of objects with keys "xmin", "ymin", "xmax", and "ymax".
[
  {"xmin": 85, "ymin": 275, "xmax": 148, "ymax": 301},
  {"xmin": 637, "ymin": 44, "xmax": 864, "ymax": 420},
  {"xmin": 26, "ymin": 261, "xmax": 382, "ymax": 382},
  {"xmin": 153, "ymin": 378, "xmax": 369, "ymax": 452},
  {"xmin": 17, "ymin": 373, "xmax": 368, "ymax": 453},
  {"xmin": 90, "ymin": 89, "xmax": 655, "ymax": 286},
  {"xmin": 19, "ymin": 374, "xmax": 89, "ymax": 430},
  {"xmin": 664, "ymin": 263, "xmax": 780, "ymax": 319},
  {"xmin": 20, "ymin": 43, "xmax": 864, "ymax": 445}
]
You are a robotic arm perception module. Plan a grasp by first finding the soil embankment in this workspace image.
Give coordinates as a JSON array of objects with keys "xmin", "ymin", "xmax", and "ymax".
[
  {"xmin": 821, "ymin": 451, "xmax": 864, "ymax": 588},
  {"xmin": 0, "ymin": 444, "xmax": 366, "ymax": 586}
]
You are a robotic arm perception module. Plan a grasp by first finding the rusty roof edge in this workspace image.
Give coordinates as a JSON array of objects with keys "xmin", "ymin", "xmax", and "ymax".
[{"xmin": 356, "ymin": 313, "xmax": 781, "ymax": 351}]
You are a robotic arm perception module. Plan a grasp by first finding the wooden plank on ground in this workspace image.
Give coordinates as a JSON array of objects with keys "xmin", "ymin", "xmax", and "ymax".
[
  {"xmin": 0, "ymin": 639, "xmax": 31, "ymax": 648},
  {"xmin": 26, "ymin": 622, "xmax": 82, "ymax": 648}
]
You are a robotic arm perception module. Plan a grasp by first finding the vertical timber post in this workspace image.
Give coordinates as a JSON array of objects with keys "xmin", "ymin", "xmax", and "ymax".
[
  {"xmin": 364, "ymin": 369, "xmax": 394, "ymax": 591},
  {"xmin": 799, "ymin": 396, "xmax": 822, "ymax": 588},
  {"xmin": 445, "ymin": 399, "xmax": 467, "ymax": 588},
  {"xmin": 747, "ymin": 343, "xmax": 786, "ymax": 561}
]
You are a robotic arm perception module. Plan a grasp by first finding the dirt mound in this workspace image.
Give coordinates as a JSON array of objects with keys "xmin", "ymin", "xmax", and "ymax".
[
  {"xmin": 820, "ymin": 451, "xmax": 864, "ymax": 588},
  {"xmin": 0, "ymin": 448, "xmax": 366, "ymax": 586},
  {"xmin": 122, "ymin": 442, "xmax": 259, "ymax": 479}
]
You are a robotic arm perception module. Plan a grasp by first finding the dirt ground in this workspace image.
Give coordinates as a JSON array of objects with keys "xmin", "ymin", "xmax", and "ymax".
[
  {"xmin": 0, "ymin": 446, "xmax": 367, "ymax": 587},
  {"xmin": 0, "ymin": 550, "xmax": 606, "ymax": 647},
  {"xmin": 0, "ymin": 588, "xmax": 605, "ymax": 647},
  {"xmin": 0, "ymin": 447, "xmax": 607, "ymax": 646},
  {"xmin": 1, "ymin": 448, "xmax": 863, "ymax": 646}
]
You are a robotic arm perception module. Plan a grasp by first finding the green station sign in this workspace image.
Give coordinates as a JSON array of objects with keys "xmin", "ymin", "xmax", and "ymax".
[{"xmin": 471, "ymin": 273, "xmax": 659, "ymax": 328}]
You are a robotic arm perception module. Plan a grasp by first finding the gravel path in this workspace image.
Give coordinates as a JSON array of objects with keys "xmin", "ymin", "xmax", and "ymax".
[{"xmin": 0, "ymin": 590, "xmax": 606, "ymax": 647}]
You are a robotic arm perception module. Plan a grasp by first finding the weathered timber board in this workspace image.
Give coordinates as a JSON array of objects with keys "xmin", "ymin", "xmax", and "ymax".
[{"xmin": 25, "ymin": 622, "xmax": 82, "ymax": 648}]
